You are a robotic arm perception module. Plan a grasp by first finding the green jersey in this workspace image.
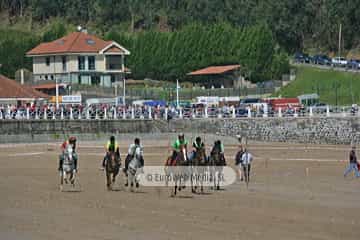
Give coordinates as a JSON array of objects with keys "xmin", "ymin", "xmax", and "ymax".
[{"xmin": 172, "ymin": 139, "xmax": 188, "ymax": 151}]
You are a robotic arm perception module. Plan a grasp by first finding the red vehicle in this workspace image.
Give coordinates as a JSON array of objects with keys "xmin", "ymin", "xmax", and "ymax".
[{"xmin": 266, "ymin": 98, "xmax": 301, "ymax": 111}]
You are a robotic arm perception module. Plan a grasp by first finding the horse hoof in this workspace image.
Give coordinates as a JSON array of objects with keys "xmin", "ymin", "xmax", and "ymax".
[
  {"xmin": 136, "ymin": 182, "xmax": 139, "ymax": 188},
  {"xmin": 216, "ymin": 186, "xmax": 220, "ymax": 190}
]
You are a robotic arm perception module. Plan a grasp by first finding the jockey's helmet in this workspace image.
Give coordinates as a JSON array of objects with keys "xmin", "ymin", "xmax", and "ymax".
[
  {"xmin": 178, "ymin": 133, "xmax": 184, "ymax": 139},
  {"xmin": 110, "ymin": 135, "xmax": 115, "ymax": 143},
  {"xmin": 69, "ymin": 136, "xmax": 76, "ymax": 144},
  {"xmin": 196, "ymin": 137, "xmax": 202, "ymax": 143},
  {"xmin": 135, "ymin": 138, "xmax": 140, "ymax": 145}
]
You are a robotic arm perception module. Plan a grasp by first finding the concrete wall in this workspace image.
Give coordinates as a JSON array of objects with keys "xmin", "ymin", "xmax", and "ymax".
[{"xmin": 1, "ymin": 117, "xmax": 360, "ymax": 144}]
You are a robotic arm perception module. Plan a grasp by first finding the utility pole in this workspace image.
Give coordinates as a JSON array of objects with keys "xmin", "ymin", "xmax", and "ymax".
[
  {"xmin": 176, "ymin": 79, "xmax": 180, "ymax": 109},
  {"xmin": 338, "ymin": 23, "xmax": 342, "ymax": 58}
]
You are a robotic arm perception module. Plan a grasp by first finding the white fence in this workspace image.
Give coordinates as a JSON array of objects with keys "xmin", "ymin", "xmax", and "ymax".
[{"xmin": 0, "ymin": 105, "xmax": 359, "ymax": 121}]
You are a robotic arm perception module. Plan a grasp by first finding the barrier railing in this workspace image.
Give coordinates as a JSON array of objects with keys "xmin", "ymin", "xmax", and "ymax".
[{"xmin": 0, "ymin": 105, "xmax": 359, "ymax": 120}]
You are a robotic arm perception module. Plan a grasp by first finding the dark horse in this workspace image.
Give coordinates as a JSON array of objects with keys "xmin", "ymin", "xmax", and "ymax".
[
  {"xmin": 105, "ymin": 150, "xmax": 121, "ymax": 190},
  {"xmin": 191, "ymin": 146, "xmax": 207, "ymax": 194},
  {"xmin": 209, "ymin": 143, "xmax": 226, "ymax": 190},
  {"xmin": 165, "ymin": 144, "xmax": 188, "ymax": 197}
]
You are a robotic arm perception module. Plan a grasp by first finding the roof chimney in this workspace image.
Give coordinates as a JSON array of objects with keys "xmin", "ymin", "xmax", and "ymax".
[{"xmin": 77, "ymin": 25, "xmax": 88, "ymax": 34}]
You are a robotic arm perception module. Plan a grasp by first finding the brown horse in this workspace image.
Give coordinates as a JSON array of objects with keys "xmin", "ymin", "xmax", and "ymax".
[
  {"xmin": 165, "ymin": 144, "xmax": 188, "ymax": 196},
  {"xmin": 209, "ymin": 144, "xmax": 226, "ymax": 190},
  {"xmin": 105, "ymin": 151, "xmax": 121, "ymax": 190},
  {"xmin": 191, "ymin": 146, "xmax": 207, "ymax": 194}
]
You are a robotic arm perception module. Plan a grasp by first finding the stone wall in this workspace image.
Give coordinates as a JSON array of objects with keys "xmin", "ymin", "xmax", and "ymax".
[
  {"xmin": 168, "ymin": 117, "xmax": 360, "ymax": 145},
  {"xmin": 1, "ymin": 117, "xmax": 360, "ymax": 144}
]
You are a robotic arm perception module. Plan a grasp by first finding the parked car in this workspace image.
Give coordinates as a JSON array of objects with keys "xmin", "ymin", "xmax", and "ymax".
[
  {"xmin": 294, "ymin": 53, "xmax": 312, "ymax": 63},
  {"xmin": 347, "ymin": 59, "xmax": 360, "ymax": 69},
  {"xmin": 310, "ymin": 103, "xmax": 329, "ymax": 113},
  {"xmin": 312, "ymin": 55, "xmax": 331, "ymax": 65},
  {"xmin": 332, "ymin": 57, "xmax": 348, "ymax": 67}
]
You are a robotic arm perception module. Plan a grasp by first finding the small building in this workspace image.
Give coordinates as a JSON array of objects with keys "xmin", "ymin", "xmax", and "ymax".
[
  {"xmin": 26, "ymin": 30, "xmax": 130, "ymax": 87},
  {"xmin": 187, "ymin": 65, "xmax": 254, "ymax": 89},
  {"xmin": 0, "ymin": 74, "xmax": 48, "ymax": 104},
  {"xmin": 298, "ymin": 93, "xmax": 319, "ymax": 106}
]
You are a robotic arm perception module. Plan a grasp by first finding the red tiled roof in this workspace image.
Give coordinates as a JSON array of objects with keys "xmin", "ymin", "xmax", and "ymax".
[
  {"xmin": 188, "ymin": 65, "xmax": 241, "ymax": 75},
  {"xmin": 0, "ymin": 75, "xmax": 49, "ymax": 99},
  {"xmin": 27, "ymin": 32, "xmax": 112, "ymax": 56}
]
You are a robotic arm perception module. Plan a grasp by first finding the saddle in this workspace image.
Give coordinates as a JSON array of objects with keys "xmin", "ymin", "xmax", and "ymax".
[{"xmin": 106, "ymin": 152, "xmax": 120, "ymax": 168}]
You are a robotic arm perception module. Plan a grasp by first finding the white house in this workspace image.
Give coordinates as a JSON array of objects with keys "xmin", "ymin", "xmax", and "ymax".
[{"xmin": 27, "ymin": 30, "xmax": 130, "ymax": 87}]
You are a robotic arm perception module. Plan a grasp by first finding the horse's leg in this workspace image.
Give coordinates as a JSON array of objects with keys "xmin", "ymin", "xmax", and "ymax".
[
  {"xmin": 112, "ymin": 169, "xmax": 117, "ymax": 184},
  {"xmin": 59, "ymin": 172, "xmax": 63, "ymax": 191},
  {"xmin": 216, "ymin": 169, "xmax": 220, "ymax": 190},
  {"xmin": 70, "ymin": 172, "xmax": 75, "ymax": 186},
  {"xmin": 63, "ymin": 171, "xmax": 68, "ymax": 184},
  {"xmin": 128, "ymin": 172, "xmax": 133, "ymax": 192},
  {"xmin": 106, "ymin": 171, "xmax": 111, "ymax": 190}
]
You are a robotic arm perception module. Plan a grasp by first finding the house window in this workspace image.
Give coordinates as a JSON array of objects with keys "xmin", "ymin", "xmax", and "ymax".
[
  {"xmin": 78, "ymin": 56, "xmax": 85, "ymax": 70},
  {"xmin": 62, "ymin": 56, "xmax": 67, "ymax": 71},
  {"xmin": 88, "ymin": 56, "xmax": 95, "ymax": 70},
  {"xmin": 46, "ymin": 57, "xmax": 50, "ymax": 66},
  {"xmin": 91, "ymin": 75, "xmax": 100, "ymax": 85}
]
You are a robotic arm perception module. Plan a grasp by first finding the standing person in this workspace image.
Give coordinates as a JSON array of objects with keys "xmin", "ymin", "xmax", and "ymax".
[
  {"xmin": 344, "ymin": 146, "xmax": 360, "ymax": 178},
  {"xmin": 241, "ymin": 148, "xmax": 253, "ymax": 183},
  {"xmin": 235, "ymin": 144, "xmax": 245, "ymax": 181}
]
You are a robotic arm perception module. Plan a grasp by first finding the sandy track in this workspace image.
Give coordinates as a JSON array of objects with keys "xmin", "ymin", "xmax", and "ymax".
[{"xmin": 0, "ymin": 138, "xmax": 359, "ymax": 240}]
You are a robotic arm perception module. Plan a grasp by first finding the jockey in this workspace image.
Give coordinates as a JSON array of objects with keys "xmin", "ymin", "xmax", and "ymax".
[
  {"xmin": 100, "ymin": 135, "xmax": 120, "ymax": 170},
  {"xmin": 190, "ymin": 136, "xmax": 205, "ymax": 160},
  {"xmin": 125, "ymin": 138, "xmax": 144, "ymax": 171},
  {"xmin": 58, "ymin": 136, "xmax": 78, "ymax": 171},
  {"xmin": 211, "ymin": 140, "xmax": 225, "ymax": 160},
  {"xmin": 124, "ymin": 138, "xmax": 144, "ymax": 187},
  {"xmin": 171, "ymin": 133, "xmax": 188, "ymax": 160}
]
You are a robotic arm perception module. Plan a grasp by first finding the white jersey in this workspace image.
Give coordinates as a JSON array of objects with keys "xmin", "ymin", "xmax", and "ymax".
[
  {"xmin": 128, "ymin": 144, "xmax": 143, "ymax": 158},
  {"xmin": 241, "ymin": 152, "xmax": 253, "ymax": 165}
]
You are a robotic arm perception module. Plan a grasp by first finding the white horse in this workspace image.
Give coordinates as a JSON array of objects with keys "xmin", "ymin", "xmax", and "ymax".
[
  {"xmin": 60, "ymin": 145, "xmax": 76, "ymax": 191},
  {"xmin": 127, "ymin": 146, "xmax": 143, "ymax": 192}
]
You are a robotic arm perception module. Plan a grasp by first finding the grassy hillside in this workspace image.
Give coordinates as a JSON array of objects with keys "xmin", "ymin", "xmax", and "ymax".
[{"xmin": 276, "ymin": 66, "xmax": 360, "ymax": 105}]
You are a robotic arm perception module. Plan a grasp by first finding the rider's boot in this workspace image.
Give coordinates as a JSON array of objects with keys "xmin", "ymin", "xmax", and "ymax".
[{"xmin": 99, "ymin": 156, "xmax": 106, "ymax": 170}]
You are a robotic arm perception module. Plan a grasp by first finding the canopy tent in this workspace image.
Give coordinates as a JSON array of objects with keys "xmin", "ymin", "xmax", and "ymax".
[{"xmin": 143, "ymin": 100, "xmax": 166, "ymax": 107}]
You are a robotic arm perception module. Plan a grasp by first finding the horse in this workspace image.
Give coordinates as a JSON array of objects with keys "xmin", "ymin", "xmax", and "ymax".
[
  {"xmin": 191, "ymin": 146, "xmax": 207, "ymax": 194},
  {"xmin": 127, "ymin": 146, "xmax": 143, "ymax": 192},
  {"xmin": 105, "ymin": 150, "xmax": 121, "ymax": 190},
  {"xmin": 165, "ymin": 144, "xmax": 188, "ymax": 197},
  {"xmin": 60, "ymin": 145, "xmax": 76, "ymax": 191},
  {"xmin": 209, "ymin": 144, "xmax": 226, "ymax": 190}
]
